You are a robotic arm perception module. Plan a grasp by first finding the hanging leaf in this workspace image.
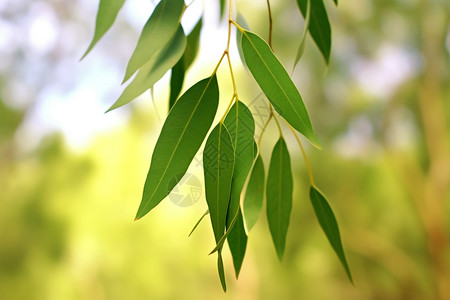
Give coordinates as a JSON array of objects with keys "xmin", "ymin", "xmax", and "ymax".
[
  {"xmin": 218, "ymin": 252, "xmax": 227, "ymax": 292},
  {"xmin": 235, "ymin": 14, "xmax": 250, "ymax": 68},
  {"xmin": 297, "ymin": 0, "xmax": 331, "ymax": 64},
  {"xmin": 81, "ymin": 0, "xmax": 126, "ymax": 59},
  {"xmin": 241, "ymin": 30, "xmax": 320, "ymax": 147},
  {"xmin": 203, "ymin": 123, "xmax": 235, "ymax": 243},
  {"xmin": 135, "ymin": 75, "xmax": 219, "ymax": 220},
  {"xmin": 292, "ymin": 0, "xmax": 311, "ymax": 70},
  {"xmin": 266, "ymin": 138, "xmax": 293, "ymax": 261},
  {"xmin": 108, "ymin": 26, "xmax": 186, "ymax": 112},
  {"xmin": 169, "ymin": 18, "xmax": 203, "ymax": 109},
  {"xmin": 219, "ymin": 0, "xmax": 226, "ymax": 19},
  {"xmin": 309, "ymin": 186, "xmax": 353, "ymax": 282},
  {"xmin": 188, "ymin": 209, "xmax": 209, "ymax": 237},
  {"xmin": 244, "ymin": 153, "xmax": 265, "ymax": 231},
  {"xmin": 333, "ymin": 0, "xmax": 338, "ymax": 6},
  {"xmin": 223, "ymin": 101, "xmax": 255, "ymax": 277},
  {"xmin": 123, "ymin": 0, "xmax": 185, "ymax": 83}
]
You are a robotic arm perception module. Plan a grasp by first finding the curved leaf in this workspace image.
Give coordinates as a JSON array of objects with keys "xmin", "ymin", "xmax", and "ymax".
[
  {"xmin": 244, "ymin": 153, "xmax": 265, "ymax": 231},
  {"xmin": 123, "ymin": 0, "xmax": 185, "ymax": 83},
  {"xmin": 293, "ymin": 0, "xmax": 311, "ymax": 70},
  {"xmin": 203, "ymin": 123, "xmax": 235, "ymax": 243},
  {"xmin": 169, "ymin": 18, "xmax": 203, "ymax": 109},
  {"xmin": 309, "ymin": 186, "xmax": 353, "ymax": 282},
  {"xmin": 108, "ymin": 26, "xmax": 186, "ymax": 111},
  {"xmin": 223, "ymin": 101, "xmax": 255, "ymax": 277},
  {"xmin": 135, "ymin": 75, "xmax": 219, "ymax": 220},
  {"xmin": 241, "ymin": 30, "xmax": 320, "ymax": 147},
  {"xmin": 266, "ymin": 138, "xmax": 293, "ymax": 261},
  {"xmin": 81, "ymin": 0, "xmax": 126, "ymax": 59},
  {"xmin": 297, "ymin": 0, "xmax": 331, "ymax": 64}
]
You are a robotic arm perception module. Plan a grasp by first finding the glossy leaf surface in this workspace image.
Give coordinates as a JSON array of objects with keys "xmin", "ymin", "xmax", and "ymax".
[
  {"xmin": 241, "ymin": 30, "xmax": 319, "ymax": 147},
  {"xmin": 297, "ymin": 0, "xmax": 331, "ymax": 63},
  {"xmin": 204, "ymin": 123, "xmax": 235, "ymax": 243},
  {"xmin": 223, "ymin": 101, "xmax": 255, "ymax": 277},
  {"xmin": 135, "ymin": 76, "xmax": 219, "ymax": 219},
  {"xmin": 310, "ymin": 186, "xmax": 353, "ymax": 282},
  {"xmin": 123, "ymin": 0, "xmax": 185, "ymax": 82},
  {"xmin": 266, "ymin": 138, "xmax": 293, "ymax": 261},
  {"xmin": 82, "ymin": 0, "xmax": 126, "ymax": 59},
  {"xmin": 108, "ymin": 26, "xmax": 186, "ymax": 111},
  {"xmin": 244, "ymin": 154, "xmax": 265, "ymax": 231}
]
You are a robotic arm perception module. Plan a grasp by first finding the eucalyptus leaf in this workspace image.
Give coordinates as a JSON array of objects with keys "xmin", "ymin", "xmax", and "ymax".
[
  {"xmin": 169, "ymin": 18, "xmax": 203, "ymax": 109},
  {"xmin": 266, "ymin": 138, "xmax": 293, "ymax": 261},
  {"xmin": 244, "ymin": 154, "xmax": 265, "ymax": 231},
  {"xmin": 218, "ymin": 252, "xmax": 227, "ymax": 292},
  {"xmin": 123, "ymin": 0, "xmax": 185, "ymax": 83},
  {"xmin": 297, "ymin": 0, "xmax": 331, "ymax": 64},
  {"xmin": 135, "ymin": 75, "xmax": 219, "ymax": 220},
  {"xmin": 203, "ymin": 123, "xmax": 235, "ymax": 243},
  {"xmin": 309, "ymin": 186, "xmax": 353, "ymax": 282},
  {"xmin": 223, "ymin": 101, "xmax": 255, "ymax": 276},
  {"xmin": 81, "ymin": 0, "xmax": 126, "ymax": 59},
  {"xmin": 188, "ymin": 209, "xmax": 209, "ymax": 237},
  {"xmin": 293, "ymin": 0, "xmax": 311, "ymax": 70},
  {"xmin": 219, "ymin": 0, "xmax": 226, "ymax": 19},
  {"xmin": 108, "ymin": 26, "xmax": 186, "ymax": 112},
  {"xmin": 236, "ymin": 14, "xmax": 250, "ymax": 68},
  {"xmin": 241, "ymin": 30, "xmax": 320, "ymax": 147}
]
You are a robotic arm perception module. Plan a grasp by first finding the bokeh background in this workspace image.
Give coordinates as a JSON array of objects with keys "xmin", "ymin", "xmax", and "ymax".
[{"xmin": 1, "ymin": 0, "xmax": 449, "ymax": 299}]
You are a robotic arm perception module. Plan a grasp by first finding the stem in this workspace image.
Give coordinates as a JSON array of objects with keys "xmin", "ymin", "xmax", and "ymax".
[{"xmin": 266, "ymin": 0, "xmax": 273, "ymax": 49}]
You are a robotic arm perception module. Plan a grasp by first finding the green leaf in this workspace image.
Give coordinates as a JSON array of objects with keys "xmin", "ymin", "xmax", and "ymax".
[
  {"xmin": 123, "ymin": 0, "xmax": 185, "ymax": 83},
  {"xmin": 244, "ymin": 153, "xmax": 265, "ymax": 231},
  {"xmin": 188, "ymin": 209, "xmax": 209, "ymax": 237},
  {"xmin": 217, "ymin": 252, "xmax": 227, "ymax": 292},
  {"xmin": 309, "ymin": 186, "xmax": 353, "ymax": 283},
  {"xmin": 266, "ymin": 138, "xmax": 293, "ymax": 261},
  {"xmin": 81, "ymin": 0, "xmax": 126, "ymax": 59},
  {"xmin": 333, "ymin": 0, "xmax": 338, "ymax": 5},
  {"xmin": 203, "ymin": 123, "xmax": 235, "ymax": 243},
  {"xmin": 223, "ymin": 101, "xmax": 255, "ymax": 277},
  {"xmin": 297, "ymin": 0, "xmax": 331, "ymax": 64},
  {"xmin": 219, "ymin": 0, "xmax": 226, "ymax": 19},
  {"xmin": 135, "ymin": 75, "xmax": 219, "ymax": 220},
  {"xmin": 241, "ymin": 30, "xmax": 320, "ymax": 147},
  {"xmin": 107, "ymin": 26, "xmax": 186, "ymax": 112},
  {"xmin": 293, "ymin": 0, "xmax": 311, "ymax": 70},
  {"xmin": 235, "ymin": 14, "xmax": 250, "ymax": 68},
  {"xmin": 169, "ymin": 18, "xmax": 203, "ymax": 109}
]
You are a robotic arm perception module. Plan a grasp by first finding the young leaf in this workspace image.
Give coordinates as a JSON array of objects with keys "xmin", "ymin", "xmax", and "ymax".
[
  {"xmin": 81, "ymin": 0, "xmax": 126, "ymax": 59},
  {"xmin": 244, "ymin": 154, "xmax": 265, "ymax": 231},
  {"xmin": 297, "ymin": 0, "xmax": 331, "ymax": 64},
  {"xmin": 169, "ymin": 18, "xmax": 203, "ymax": 109},
  {"xmin": 309, "ymin": 186, "xmax": 353, "ymax": 282},
  {"xmin": 123, "ymin": 0, "xmax": 185, "ymax": 83},
  {"xmin": 241, "ymin": 30, "xmax": 320, "ymax": 147},
  {"xmin": 203, "ymin": 123, "xmax": 235, "ymax": 243},
  {"xmin": 266, "ymin": 138, "xmax": 293, "ymax": 261},
  {"xmin": 223, "ymin": 101, "xmax": 255, "ymax": 277},
  {"xmin": 293, "ymin": 0, "xmax": 311, "ymax": 70},
  {"xmin": 108, "ymin": 26, "xmax": 186, "ymax": 112},
  {"xmin": 135, "ymin": 75, "xmax": 219, "ymax": 220}
]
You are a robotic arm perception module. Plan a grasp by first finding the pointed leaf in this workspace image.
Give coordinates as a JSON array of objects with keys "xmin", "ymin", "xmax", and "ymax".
[
  {"xmin": 236, "ymin": 14, "xmax": 250, "ymax": 68},
  {"xmin": 135, "ymin": 76, "xmax": 219, "ymax": 220},
  {"xmin": 244, "ymin": 154, "xmax": 265, "ymax": 231},
  {"xmin": 188, "ymin": 209, "xmax": 209, "ymax": 237},
  {"xmin": 333, "ymin": 0, "xmax": 338, "ymax": 5},
  {"xmin": 169, "ymin": 18, "xmax": 203, "ymax": 109},
  {"xmin": 309, "ymin": 186, "xmax": 353, "ymax": 282},
  {"xmin": 123, "ymin": 0, "xmax": 185, "ymax": 82},
  {"xmin": 81, "ymin": 0, "xmax": 126, "ymax": 59},
  {"xmin": 217, "ymin": 252, "xmax": 227, "ymax": 292},
  {"xmin": 241, "ymin": 30, "xmax": 320, "ymax": 147},
  {"xmin": 203, "ymin": 123, "xmax": 235, "ymax": 242},
  {"xmin": 223, "ymin": 101, "xmax": 255, "ymax": 276},
  {"xmin": 219, "ymin": 0, "xmax": 226, "ymax": 19},
  {"xmin": 108, "ymin": 26, "xmax": 186, "ymax": 111},
  {"xmin": 297, "ymin": 0, "xmax": 331, "ymax": 64},
  {"xmin": 293, "ymin": 0, "xmax": 311, "ymax": 70},
  {"xmin": 266, "ymin": 138, "xmax": 293, "ymax": 261}
]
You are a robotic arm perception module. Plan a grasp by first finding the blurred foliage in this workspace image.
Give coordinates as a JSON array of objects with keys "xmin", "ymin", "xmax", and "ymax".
[{"xmin": 1, "ymin": 0, "xmax": 449, "ymax": 299}]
